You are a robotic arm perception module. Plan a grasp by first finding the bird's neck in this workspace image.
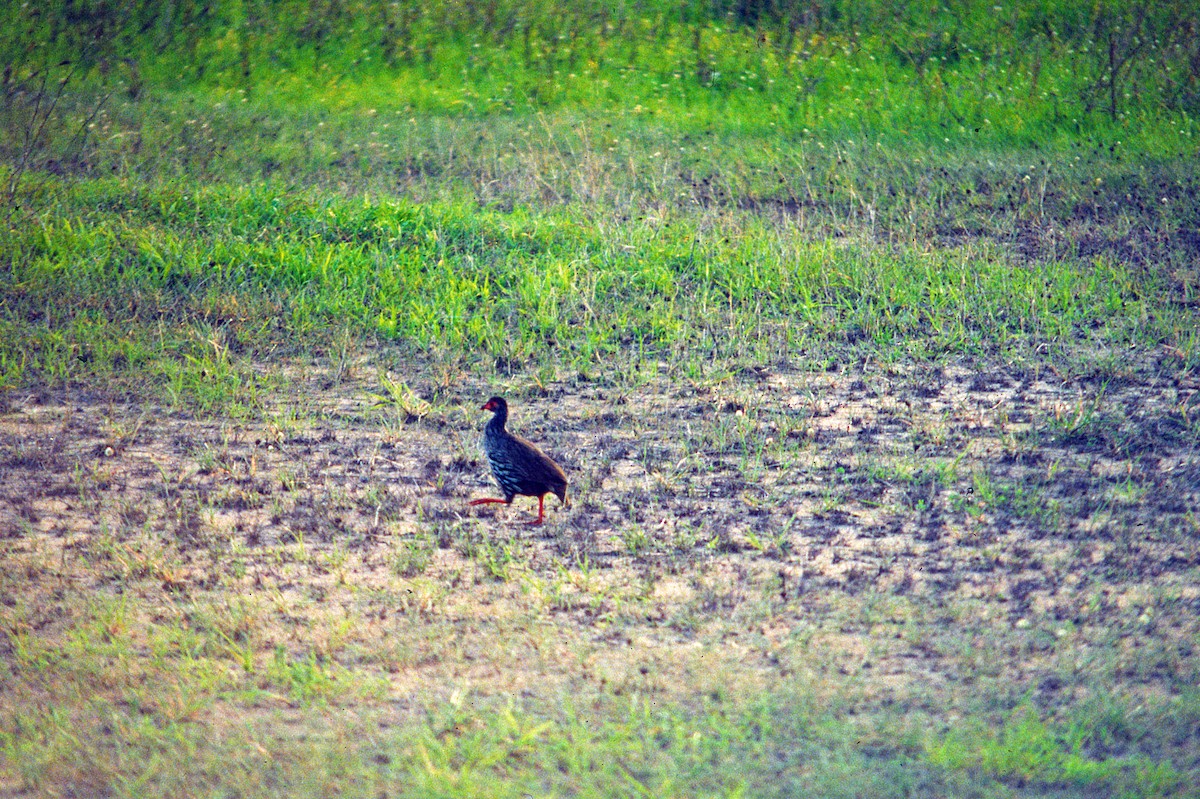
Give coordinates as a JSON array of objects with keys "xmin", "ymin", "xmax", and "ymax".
[{"xmin": 486, "ymin": 408, "xmax": 508, "ymax": 436}]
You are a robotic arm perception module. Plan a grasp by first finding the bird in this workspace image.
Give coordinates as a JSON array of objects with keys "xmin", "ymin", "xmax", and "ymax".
[{"xmin": 468, "ymin": 396, "xmax": 569, "ymax": 525}]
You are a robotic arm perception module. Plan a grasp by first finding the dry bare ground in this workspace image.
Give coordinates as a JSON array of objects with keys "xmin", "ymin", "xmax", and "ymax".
[{"xmin": 2, "ymin": 355, "xmax": 1198, "ymax": 736}]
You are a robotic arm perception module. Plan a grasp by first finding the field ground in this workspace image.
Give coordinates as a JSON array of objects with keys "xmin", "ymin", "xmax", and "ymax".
[
  {"xmin": 3, "ymin": 3, "xmax": 1200, "ymax": 794},
  {"xmin": 3, "ymin": 346, "xmax": 1198, "ymax": 795}
]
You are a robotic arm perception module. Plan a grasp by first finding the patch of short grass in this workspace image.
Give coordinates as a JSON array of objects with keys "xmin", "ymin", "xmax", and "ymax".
[
  {"xmin": 928, "ymin": 702, "xmax": 1189, "ymax": 798},
  {"xmin": 4, "ymin": 178, "xmax": 1194, "ymax": 410}
]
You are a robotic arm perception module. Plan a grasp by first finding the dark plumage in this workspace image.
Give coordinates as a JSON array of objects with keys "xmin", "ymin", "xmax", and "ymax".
[{"xmin": 468, "ymin": 396, "xmax": 569, "ymax": 525}]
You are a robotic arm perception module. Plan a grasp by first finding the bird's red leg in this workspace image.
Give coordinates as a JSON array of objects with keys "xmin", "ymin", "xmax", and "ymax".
[{"xmin": 527, "ymin": 494, "xmax": 546, "ymax": 526}]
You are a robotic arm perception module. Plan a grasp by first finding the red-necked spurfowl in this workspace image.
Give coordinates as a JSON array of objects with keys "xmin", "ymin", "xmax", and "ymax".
[{"xmin": 468, "ymin": 396, "xmax": 569, "ymax": 525}]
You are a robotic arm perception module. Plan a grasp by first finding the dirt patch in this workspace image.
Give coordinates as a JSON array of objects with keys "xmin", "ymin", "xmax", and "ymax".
[{"xmin": 1, "ymin": 358, "xmax": 1197, "ymax": 716}]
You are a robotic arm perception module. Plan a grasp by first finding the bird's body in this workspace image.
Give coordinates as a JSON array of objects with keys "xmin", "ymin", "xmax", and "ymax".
[{"xmin": 469, "ymin": 396, "xmax": 568, "ymax": 525}]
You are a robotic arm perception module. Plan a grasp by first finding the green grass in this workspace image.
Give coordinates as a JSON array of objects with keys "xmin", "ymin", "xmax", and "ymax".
[
  {"xmin": 3, "ymin": 176, "xmax": 1195, "ymax": 397},
  {"xmin": 5, "ymin": 584, "xmax": 1194, "ymax": 797},
  {"xmin": 928, "ymin": 702, "xmax": 1192, "ymax": 797}
]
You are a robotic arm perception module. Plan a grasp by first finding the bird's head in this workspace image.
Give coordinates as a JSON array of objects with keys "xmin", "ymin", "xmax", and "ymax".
[{"xmin": 481, "ymin": 396, "xmax": 507, "ymax": 413}]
